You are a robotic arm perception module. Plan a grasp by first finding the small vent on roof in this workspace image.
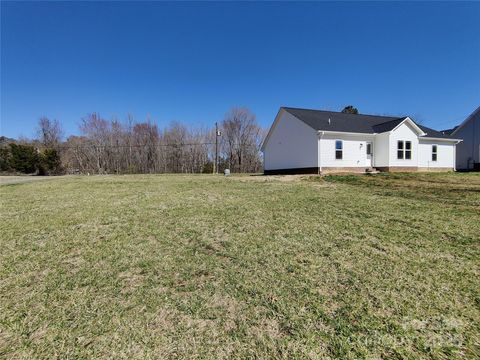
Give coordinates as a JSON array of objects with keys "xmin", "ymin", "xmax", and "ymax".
[{"xmin": 328, "ymin": 118, "xmax": 331, "ymax": 125}]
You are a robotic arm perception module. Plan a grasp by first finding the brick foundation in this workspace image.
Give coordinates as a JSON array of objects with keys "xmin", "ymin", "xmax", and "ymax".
[
  {"xmin": 376, "ymin": 167, "xmax": 418, "ymax": 172},
  {"xmin": 264, "ymin": 166, "xmax": 455, "ymax": 175},
  {"xmin": 320, "ymin": 167, "xmax": 368, "ymax": 174},
  {"xmin": 418, "ymin": 167, "xmax": 454, "ymax": 172},
  {"xmin": 377, "ymin": 167, "xmax": 454, "ymax": 172}
]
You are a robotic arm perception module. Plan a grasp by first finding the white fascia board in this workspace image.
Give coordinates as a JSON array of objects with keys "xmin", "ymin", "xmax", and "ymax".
[
  {"xmin": 420, "ymin": 137, "xmax": 463, "ymax": 143},
  {"xmin": 261, "ymin": 108, "xmax": 285, "ymax": 151},
  {"xmin": 317, "ymin": 130, "xmax": 376, "ymax": 137},
  {"xmin": 390, "ymin": 117, "xmax": 426, "ymax": 136}
]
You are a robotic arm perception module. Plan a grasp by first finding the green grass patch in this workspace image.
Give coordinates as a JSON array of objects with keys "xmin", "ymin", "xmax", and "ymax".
[{"xmin": 1, "ymin": 173, "xmax": 479, "ymax": 358}]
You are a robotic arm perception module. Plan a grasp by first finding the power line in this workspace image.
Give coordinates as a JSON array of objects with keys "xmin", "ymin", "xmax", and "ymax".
[
  {"xmin": 432, "ymin": 113, "xmax": 471, "ymax": 128},
  {"xmin": 52, "ymin": 141, "xmax": 260, "ymax": 151},
  {"xmin": 56, "ymin": 142, "xmax": 216, "ymax": 150}
]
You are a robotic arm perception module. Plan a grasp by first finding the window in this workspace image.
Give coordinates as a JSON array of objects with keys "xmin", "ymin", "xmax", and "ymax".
[
  {"xmin": 432, "ymin": 145, "xmax": 437, "ymax": 161},
  {"xmin": 405, "ymin": 141, "xmax": 412, "ymax": 159},
  {"xmin": 335, "ymin": 140, "xmax": 343, "ymax": 160},
  {"xmin": 366, "ymin": 143, "xmax": 372, "ymax": 155},
  {"xmin": 397, "ymin": 140, "xmax": 412, "ymax": 160},
  {"xmin": 397, "ymin": 141, "xmax": 404, "ymax": 159}
]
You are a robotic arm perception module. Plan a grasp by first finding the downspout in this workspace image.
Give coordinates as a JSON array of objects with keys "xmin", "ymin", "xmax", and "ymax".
[
  {"xmin": 454, "ymin": 140, "xmax": 462, "ymax": 171},
  {"xmin": 416, "ymin": 137, "xmax": 419, "ymax": 169},
  {"xmin": 318, "ymin": 131, "xmax": 324, "ymax": 174},
  {"xmin": 472, "ymin": 115, "xmax": 476, "ymax": 169},
  {"xmin": 453, "ymin": 142, "xmax": 456, "ymax": 171}
]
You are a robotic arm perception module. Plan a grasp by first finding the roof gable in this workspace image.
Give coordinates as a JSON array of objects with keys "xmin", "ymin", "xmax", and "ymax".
[
  {"xmin": 261, "ymin": 108, "xmax": 317, "ymax": 151},
  {"xmin": 390, "ymin": 117, "xmax": 426, "ymax": 136},
  {"xmin": 261, "ymin": 108, "xmax": 283, "ymax": 151},
  {"xmin": 451, "ymin": 106, "xmax": 480, "ymax": 136}
]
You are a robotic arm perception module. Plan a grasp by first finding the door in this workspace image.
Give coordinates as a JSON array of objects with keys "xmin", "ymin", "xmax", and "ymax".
[{"xmin": 366, "ymin": 142, "xmax": 373, "ymax": 167}]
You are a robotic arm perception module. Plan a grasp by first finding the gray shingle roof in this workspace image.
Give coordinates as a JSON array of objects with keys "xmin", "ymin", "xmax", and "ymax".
[
  {"xmin": 441, "ymin": 126, "xmax": 458, "ymax": 135},
  {"xmin": 282, "ymin": 107, "xmax": 455, "ymax": 139},
  {"xmin": 417, "ymin": 124, "xmax": 456, "ymax": 139}
]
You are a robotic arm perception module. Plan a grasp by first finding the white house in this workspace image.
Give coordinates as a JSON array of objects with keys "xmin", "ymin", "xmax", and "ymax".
[
  {"xmin": 443, "ymin": 107, "xmax": 480, "ymax": 171},
  {"xmin": 262, "ymin": 107, "xmax": 462, "ymax": 174}
]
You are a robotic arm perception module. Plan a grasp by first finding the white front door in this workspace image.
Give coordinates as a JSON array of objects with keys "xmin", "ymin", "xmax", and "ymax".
[{"xmin": 366, "ymin": 142, "xmax": 373, "ymax": 167}]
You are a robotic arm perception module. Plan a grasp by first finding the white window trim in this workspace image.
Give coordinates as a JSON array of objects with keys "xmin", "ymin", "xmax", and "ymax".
[
  {"xmin": 335, "ymin": 140, "xmax": 343, "ymax": 160},
  {"xmin": 397, "ymin": 140, "xmax": 412, "ymax": 160},
  {"xmin": 432, "ymin": 144, "xmax": 438, "ymax": 162},
  {"xmin": 366, "ymin": 142, "xmax": 372, "ymax": 155}
]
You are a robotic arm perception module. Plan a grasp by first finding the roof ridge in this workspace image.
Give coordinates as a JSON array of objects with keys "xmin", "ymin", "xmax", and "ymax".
[
  {"xmin": 282, "ymin": 106, "xmax": 404, "ymax": 120},
  {"xmin": 374, "ymin": 117, "xmax": 408, "ymax": 126}
]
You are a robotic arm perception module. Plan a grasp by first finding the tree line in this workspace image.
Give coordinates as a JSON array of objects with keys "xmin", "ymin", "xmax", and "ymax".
[{"xmin": 0, "ymin": 107, "xmax": 265, "ymax": 175}]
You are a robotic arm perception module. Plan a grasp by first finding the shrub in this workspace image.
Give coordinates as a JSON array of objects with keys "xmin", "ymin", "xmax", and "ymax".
[
  {"xmin": 0, "ymin": 147, "xmax": 12, "ymax": 171},
  {"xmin": 202, "ymin": 161, "xmax": 214, "ymax": 174},
  {"xmin": 40, "ymin": 148, "xmax": 63, "ymax": 175},
  {"xmin": 8, "ymin": 143, "xmax": 40, "ymax": 174},
  {"xmin": 0, "ymin": 143, "xmax": 64, "ymax": 175}
]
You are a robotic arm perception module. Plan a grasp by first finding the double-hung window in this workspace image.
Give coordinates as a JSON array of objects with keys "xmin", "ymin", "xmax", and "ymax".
[
  {"xmin": 432, "ymin": 145, "xmax": 438, "ymax": 162},
  {"xmin": 397, "ymin": 141, "xmax": 412, "ymax": 160},
  {"xmin": 335, "ymin": 140, "xmax": 343, "ymax": 160},
  {"xmin": 405, "ymin": 141, "xmax": 412, "ymax": 159}
]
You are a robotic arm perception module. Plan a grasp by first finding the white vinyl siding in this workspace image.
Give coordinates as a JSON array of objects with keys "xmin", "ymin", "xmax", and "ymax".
[
  {"xmin": 263, "ymin": 110, "xmax": 319, "ymax": 171},
  {"xmin": 319, "ymin": 134, "xmax": 373, "ymax": 168},
  {"xmin": 418, "ymin": 140, "xmax": 455, "ymax": 168},
  {"xmin": 373, "ymin": 132, "xmax": 389, "ymax": 167},
  {"xmin": 388, "ymin": 122, "xmax": 419, "ymax": 167},
  {"xmin": 263, "ymin": 109, "xmax": 459, "ymax": 172}
]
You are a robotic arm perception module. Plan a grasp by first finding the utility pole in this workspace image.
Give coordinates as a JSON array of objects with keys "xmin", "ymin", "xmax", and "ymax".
[
  {"xmin": 214, "ymin": 122, "xmax": 218, "ymax": 174},
  {"xmin": 214, "ymin": 122, "xmax": 220, "ymax": 174}
]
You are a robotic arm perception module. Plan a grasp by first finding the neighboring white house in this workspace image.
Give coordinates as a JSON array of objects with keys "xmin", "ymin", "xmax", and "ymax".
[
  {"xmin": 443, "ymin": 107, "xmax": 480, "ymax": 171},
  {"xmin": 262, "ymin": 107, "xmax": 462, "ymax": 174}
]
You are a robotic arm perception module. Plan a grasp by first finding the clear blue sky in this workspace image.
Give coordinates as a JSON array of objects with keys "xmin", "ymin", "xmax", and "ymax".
[{"xmin": 1, "ymin": 1, "xmax": 479, "ymax": 139}]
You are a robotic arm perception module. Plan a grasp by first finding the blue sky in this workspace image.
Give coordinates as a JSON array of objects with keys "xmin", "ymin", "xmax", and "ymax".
[{"xmin": 1, "ymin": 1, "xmax": 479, "ymax": 139}]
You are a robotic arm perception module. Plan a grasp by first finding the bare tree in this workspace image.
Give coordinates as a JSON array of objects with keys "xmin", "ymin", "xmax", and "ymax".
[
  {"xmin": 221, "ymin": 107, "xmax": 263, "ymax": 173},
  {"xmin": 79, "ymin": 113, "xmax": 110, "ymax": 174},
  {"xmin": 132, "ymin": 122, "xmax": 159, "ymax": 173},
  {"xmin": 58, "ymin": 110, "xmax": 263, "ymax": 175},
  {"xmin": 163, "ymin": 122, "xmax": 188, "ymax": 173},
  {"xmin": 62, "ymin": 135, "xmax": 89, "ymax": 173},
  {"xmin": 36, "ymin": 117, "xmax": 63, "ymax": 148}
]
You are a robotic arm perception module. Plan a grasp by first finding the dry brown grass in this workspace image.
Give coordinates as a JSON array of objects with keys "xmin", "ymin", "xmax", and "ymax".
[{"xmin": 1, "ymin": 172, "xmax": 479, "ymax": 358}]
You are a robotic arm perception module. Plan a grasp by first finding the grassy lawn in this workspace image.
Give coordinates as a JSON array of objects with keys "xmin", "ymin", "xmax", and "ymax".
[{"xmin": 1, "ymin": 173, "xmax": 479, "ymax": 359}]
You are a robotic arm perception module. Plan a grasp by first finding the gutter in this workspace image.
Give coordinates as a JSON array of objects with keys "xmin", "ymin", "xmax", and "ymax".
[
  {"xmin": 420, "ymin": 137, "xmax": 463, "ymax": 143},
  {"xmin": 454, "ymin": 144, "xmax": 456, "ymax": 171},
  {"xmin": 317, "ymin": 130, "xmax": 376, "ymax": 136}
]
